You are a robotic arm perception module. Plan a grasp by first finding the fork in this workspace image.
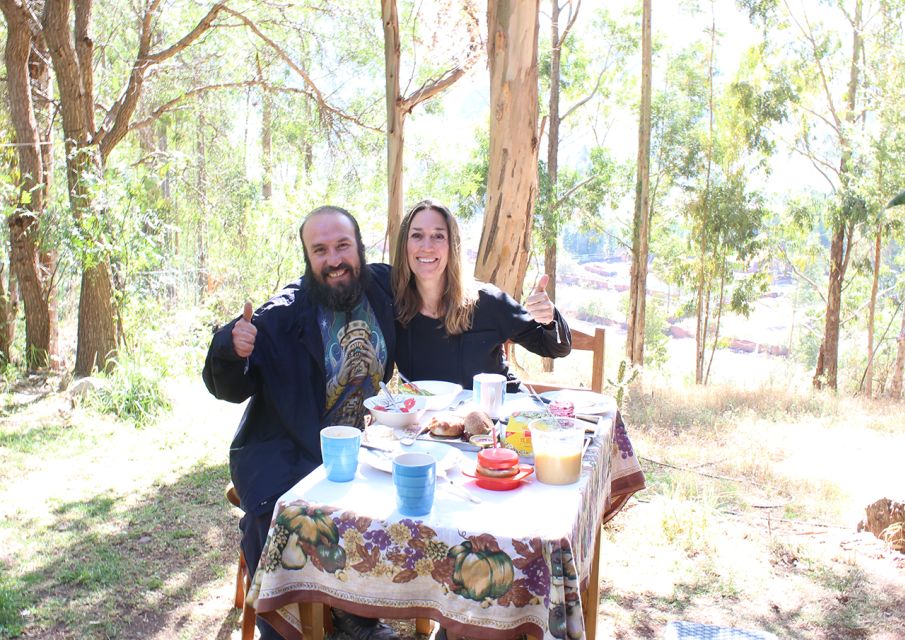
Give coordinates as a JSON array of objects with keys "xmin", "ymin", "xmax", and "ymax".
[{"xmin": 436, "ymin": 468, "xmax": 481, "ymax": 503}]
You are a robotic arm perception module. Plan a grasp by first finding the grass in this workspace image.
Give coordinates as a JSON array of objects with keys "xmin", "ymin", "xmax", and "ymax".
[
  {"xmin": 1, "ymin": 360, "xmax": 903, "ymax": 639},
  {"xmin": 595, "ymin": 380, "xmax": 905, "ymax": 639}
]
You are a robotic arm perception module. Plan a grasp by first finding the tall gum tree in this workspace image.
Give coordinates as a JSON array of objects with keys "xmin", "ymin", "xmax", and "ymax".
[
  {"xmin": 382, "ymin": 0, "xmax": 480, "ymax": 260},
  {"xmin": 476, "ymin": 0, "xmax": 541, "ymax": 299},
  {"xmin": 0, "ymin": 0, "xmax": 56, "ymax": 368},
  {"xmin": 39, "ymin": 0, "xmax": 228, "ymax": 375},
  {"xmin": 625, "ymin": 0, "xmax": 652, "ymax": 367}
]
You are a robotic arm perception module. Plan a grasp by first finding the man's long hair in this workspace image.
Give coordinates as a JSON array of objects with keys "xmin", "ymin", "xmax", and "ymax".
[
  {"xmin": 300, "ymin": 205, "xmax": 370, "ymax": 311},
  {"xmin": 391, "ymin": 199, "xmax": 476, "ymax": 335}
]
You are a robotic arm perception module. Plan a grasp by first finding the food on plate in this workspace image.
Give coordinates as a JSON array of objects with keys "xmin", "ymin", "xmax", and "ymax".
[
  {"xmin": 475, "ymin": 447, "xmax": 519, "ymax": 478},
  {"xmin": 463, "ymin": 410, "xmax": 493, "ymax": 436},
  {"xmin": 400, "ymin": 382, "xmax": 434, "ymax": 396},
  {"xmin": 371, "ymin": 397, "xmax": 418, "ymax": 413},
  {"xmin": 428, "ymin": 414, "xmax": 466, "ymax": 438}
]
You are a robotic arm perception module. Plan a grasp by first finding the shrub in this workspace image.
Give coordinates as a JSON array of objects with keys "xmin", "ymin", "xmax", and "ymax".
[{"xmin": 86, "ymin": 348, "xmax": 171, "ymax": 428}]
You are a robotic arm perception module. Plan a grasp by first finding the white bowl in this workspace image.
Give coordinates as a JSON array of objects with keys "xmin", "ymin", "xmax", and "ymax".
[
  {"xmin": 399, "ymin": 380, "xmax": 464, "ymax": 411},
  {"xmin": 363, "ymin": 394, "xmax": 427, "ymax": 429}
]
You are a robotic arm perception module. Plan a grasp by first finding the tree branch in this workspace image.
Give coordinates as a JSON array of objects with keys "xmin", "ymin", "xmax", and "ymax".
[
  {"xmin": 557, "ymin": 0, "xmax": 581, "ymax": 48},
  {"xmin": 559, "ymin": 64, "xmax": 605, "ymax": 123},
  {"xmin": 783, "ymin": 0, "xmax": 842, "ymax": 132},
  {"xmin": 400, "ymin": 65, "xmax": 467, "ymax": 113},
  {"xmin": 130, "ymin": 80, "xmax": 383, "ymax": 134},
  {"xmin": 554, "ymin": 172, "xmax": 598, "ymax": 209},
  {"xmin": 97, "ymin": 1, "xmax": 227, "ymax": 159},
  {"xmin": 220, "ymin": 5, "xmax": 379, "ymax": 134},
  {"xmin": 778, "ymin": 242, "xmax": 827, "ymax": 305}
]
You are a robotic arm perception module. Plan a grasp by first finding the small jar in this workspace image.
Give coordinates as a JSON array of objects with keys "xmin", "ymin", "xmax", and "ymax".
[{"xmin": 549, "ymin": 400, "xmax": 575, "ymax": 418}]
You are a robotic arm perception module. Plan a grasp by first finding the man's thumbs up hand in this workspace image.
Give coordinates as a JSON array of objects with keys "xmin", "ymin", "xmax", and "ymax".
[
  {"xmin": 232, "ymin": 301, "xmax": 258, "ymax": 358},
  {"xmin": 524, "ymin": 274, "xmax": 555, "ymax": 325}
]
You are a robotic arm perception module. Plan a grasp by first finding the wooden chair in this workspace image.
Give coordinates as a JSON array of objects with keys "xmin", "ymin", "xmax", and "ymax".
[
  {"xmin": 226, "ymin": 483, "xmax": 331, "ymax": 640},
  {"xmin": 226, "ymin": 483, "xmax": 257, "ymax": 640},
  {"xmin": 510, "ymin": 317, "xmax": 606, "ymax": 394}
]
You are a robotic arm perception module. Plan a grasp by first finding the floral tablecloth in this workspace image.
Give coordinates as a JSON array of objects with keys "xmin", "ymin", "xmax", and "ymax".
[{"xmin": 248, "ymin": 417, "xmax": 618, "ymax": 640}]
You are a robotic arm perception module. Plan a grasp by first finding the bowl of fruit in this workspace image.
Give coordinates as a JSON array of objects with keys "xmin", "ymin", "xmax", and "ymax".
[{"xmin": 363, "ymin": 394, "xmax": 427, "ymax": 429}]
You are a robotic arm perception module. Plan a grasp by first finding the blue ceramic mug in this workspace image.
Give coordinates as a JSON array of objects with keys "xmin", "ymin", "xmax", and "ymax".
[
  {"xmin": 320, "ymin": 426, "xmax": 361, "ymax": 482},
  {"xmin": 392, "ymin": 452, "xmax": 436, "ymax": 516}
]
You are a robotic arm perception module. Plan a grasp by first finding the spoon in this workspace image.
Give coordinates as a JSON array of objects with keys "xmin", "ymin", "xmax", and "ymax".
[
  {"xmin": 379, "ymin": 381, "xmax": 401, "ymax": 410},
  {"xmin": 436, "ymin": 468, "xmax": 481, "ymax": 503}
]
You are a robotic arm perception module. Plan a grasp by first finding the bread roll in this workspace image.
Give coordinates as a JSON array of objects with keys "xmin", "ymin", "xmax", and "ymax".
[
  {"xmin": 428, "ymin": 415, "xmax": 465, "ymax": 438},
  {"xmin": 463, "ymin": 410, "xmax": 493, "ymax": 436}
]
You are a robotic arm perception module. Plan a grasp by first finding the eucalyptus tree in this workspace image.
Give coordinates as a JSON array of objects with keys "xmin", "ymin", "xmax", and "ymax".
[
  {"xmin": 475, "ymin": 0, "xmax": 541, "ymax": 299},
  {"xmin": 740, "ymin": 0, "xmax": 889, "ymax": 390},
  {"xmin": 382, "ymin": 0, "xmax": 480, "ymax": 260},
  {"xmin": 536, "ymin": 1, "xmax": 634, "ymax": 371},
  {"xmin": 538, "ymin": 5, "xmax": 634, "ymax": 302},
  {"xmin": 625, "ymin": 0, "xmax": 652, "ymax": 367},
  {"xmin": 0, "ymin": 0, "xmax": 57, "ymax": 368},
  {"xmin": 36, "ymin": 0, "xmax": 232, "ymax": 376},
  {"xmin": 656, "ymin": 8, "xmax": 789, "ymax": 384}
]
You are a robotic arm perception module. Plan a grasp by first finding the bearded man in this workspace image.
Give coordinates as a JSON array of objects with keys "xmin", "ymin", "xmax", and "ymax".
[{"xmin": 203, "ymin": 205, "xmax": 398, "ymax": 640}]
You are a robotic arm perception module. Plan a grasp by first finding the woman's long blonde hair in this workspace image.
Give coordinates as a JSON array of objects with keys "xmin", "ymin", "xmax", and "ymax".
[{"xmin": 392, "ymin": 199, "xmax": 477, "ymax": 335}]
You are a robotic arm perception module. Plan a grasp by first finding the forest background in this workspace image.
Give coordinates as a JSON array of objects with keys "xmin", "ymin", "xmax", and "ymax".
[{"xmin": 1, "ymin": 0, "xmax": 904, "ymax": 639}]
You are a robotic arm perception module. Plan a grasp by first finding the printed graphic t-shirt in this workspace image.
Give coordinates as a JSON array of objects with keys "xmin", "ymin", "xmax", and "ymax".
[{"xmin": 318, "ymin": 297, "xmax": 387, "ymax": 429}]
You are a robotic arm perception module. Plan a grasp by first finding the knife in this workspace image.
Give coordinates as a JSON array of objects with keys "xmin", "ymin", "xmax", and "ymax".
[{"xmin": 414, "ymin": 435, "xmax": 480, "ymax": 452}]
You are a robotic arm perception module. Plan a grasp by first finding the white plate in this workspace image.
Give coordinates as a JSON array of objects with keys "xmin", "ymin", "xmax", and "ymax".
[
  {"xmin": 359, "ymin": 440, "xmax": 464, "ymax": 475},
  {"xmin": 538, "ymin": 389, "xmax": 617, "ymax": 415}
]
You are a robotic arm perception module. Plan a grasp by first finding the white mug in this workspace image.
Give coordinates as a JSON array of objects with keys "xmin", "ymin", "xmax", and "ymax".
[{"xmin": 472, "ymin": 373, "xmax": 506, "ymax": 419}]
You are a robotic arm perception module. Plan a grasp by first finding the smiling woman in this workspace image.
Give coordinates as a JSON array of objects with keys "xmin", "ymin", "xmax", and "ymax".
[{"xmin": 391, "ymin": 199, "xmax": 573, "ymax": 391}]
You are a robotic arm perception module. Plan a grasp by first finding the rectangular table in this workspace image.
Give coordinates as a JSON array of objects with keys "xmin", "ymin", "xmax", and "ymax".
[{"xmin": 247, "ymin": 396, "xmax": 616, "ymax": 640}]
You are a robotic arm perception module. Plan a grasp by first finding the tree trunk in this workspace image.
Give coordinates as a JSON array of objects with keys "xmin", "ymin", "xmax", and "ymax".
[
  {"xmin": 888, "ymin": 307, "xmax": 905, "ymax": 400},
  {"xmin": 865, "ymin": 226, "xmax": 881, "ymax": 396},
  {"xmin": 75, "ymin": 262, "xmax": 116, "ymax": 373},
  {"xmin": 0, "ymin": 262, "xmax": 12, "ymax": 362},
  {"xmin": 476, "ymin": 0, "xmax": 541, "ymax": 299},
  {"xmin": 541, "ymin": 0, "xmax": 563, "ymax": 375},
  {"xmin": 44, "ymin": 0, "xmax": 117, "ymax": 376},
  {"xmin": 813, "ymin": 0, "xmax": 862, "ymax": 391},
  {"xmin": 694, "ymin": 268, "xmax": 709, "ymax": 385},
  {"xmin": 542, "ymin": 242, "xmax": 557, "ymax": 373},
  {"xmin": 814, "ymin": 224, "xmax": 845, "ymax": 390},
  {"xmin": 625, "ymin": 0, "xmax": 652, "ymax": 367},
  {"xmin": 383, "ymin": 0, "xmax": 404, "ymax": 262},
  {"xmin": 262, "ymin": 86, "xmax": 273, "ymax": 200},
  {"xmin": 196, "ymin": 108, "xmax": 208, "ymax": 298},
  {"xmin": 2, "ymin": 4, "xmax": 53, "ymax": 368}
]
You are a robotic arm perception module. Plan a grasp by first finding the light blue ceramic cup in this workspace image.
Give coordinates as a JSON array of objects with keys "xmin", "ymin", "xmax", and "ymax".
[
  {"xmin": 320, "ymin": 426, "xmax": 361, "ymax": 482},
  {"xmin": 392, "ymin": 452, "xmax": 436, "ymax": 516},
  {"xmin": 472, "ymin": 372, "xmax": 506, "ymax": 419}
]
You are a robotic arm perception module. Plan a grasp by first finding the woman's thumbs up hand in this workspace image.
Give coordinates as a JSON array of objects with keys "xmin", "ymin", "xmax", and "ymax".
[{"xmin": 524, "ymin": 274, "xmax": 555, "ymax": 325}]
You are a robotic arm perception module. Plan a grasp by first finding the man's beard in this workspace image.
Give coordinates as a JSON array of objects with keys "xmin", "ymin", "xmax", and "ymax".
[{"xmin": 306, "ymin": 263, "xmax": 368, "ymax": 312}]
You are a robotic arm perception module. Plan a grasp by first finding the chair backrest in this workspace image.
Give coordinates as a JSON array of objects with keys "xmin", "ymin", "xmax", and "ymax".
[{"xmin": 511, "ymin": 317, "xmax": 606, "ymax": 393}]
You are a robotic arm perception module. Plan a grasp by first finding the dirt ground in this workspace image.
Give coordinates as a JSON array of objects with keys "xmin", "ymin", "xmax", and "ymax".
[{"xmin": 4, "ymin": 370, "xmax": 904, "ymax": 640}]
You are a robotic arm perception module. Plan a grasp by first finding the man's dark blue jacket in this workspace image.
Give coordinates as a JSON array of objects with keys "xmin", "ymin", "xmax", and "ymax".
[{"xmin": 202, "ymin": 264, "xmax": 395, "ymax": 517}]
